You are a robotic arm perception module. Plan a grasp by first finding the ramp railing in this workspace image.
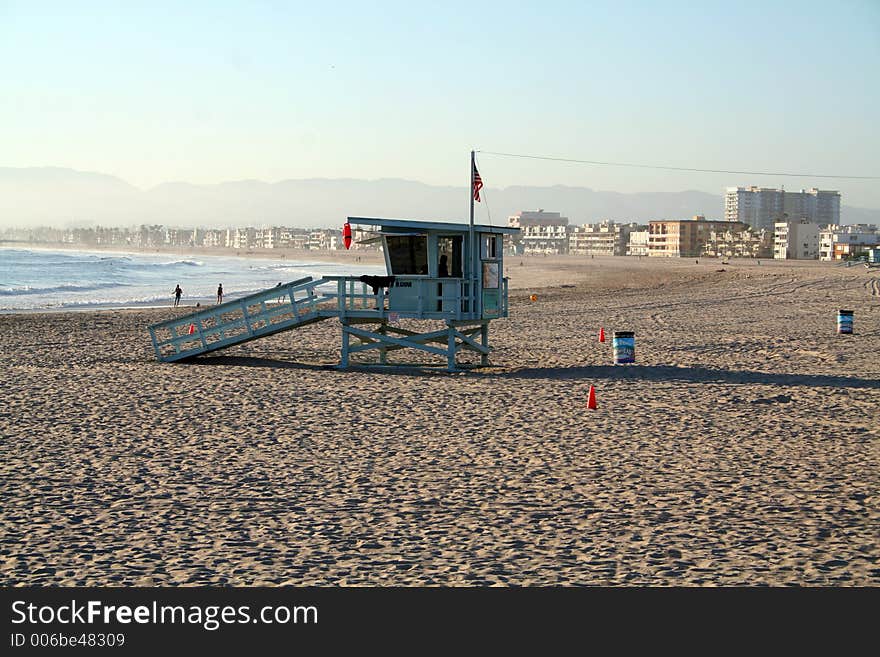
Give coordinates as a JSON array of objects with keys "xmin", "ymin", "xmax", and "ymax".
[{"xmin": 148, "ymin": 276, "xmax": 331, "ymax": 362}]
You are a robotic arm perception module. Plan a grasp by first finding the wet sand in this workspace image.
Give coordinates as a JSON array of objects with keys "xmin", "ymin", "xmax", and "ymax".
[{"xmin": 1, "ymin": 255, "xmax": 878, "ymax": 585}]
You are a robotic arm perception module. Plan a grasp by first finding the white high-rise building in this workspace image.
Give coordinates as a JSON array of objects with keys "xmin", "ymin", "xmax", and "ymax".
[{"xmin": 726, "ymin": 187, "xmax": 840, "ymax": 231}]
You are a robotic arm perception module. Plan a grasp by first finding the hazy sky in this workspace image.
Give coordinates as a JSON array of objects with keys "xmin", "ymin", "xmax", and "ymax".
[{"xmin": 2, "ymin": 0, "xmax": 879, "ymax": 206}]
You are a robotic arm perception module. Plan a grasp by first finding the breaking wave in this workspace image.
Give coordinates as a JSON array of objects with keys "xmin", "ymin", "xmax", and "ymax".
[{"xmin": 0, "ymin": 282, "xmax": 125, "ymax": 296}]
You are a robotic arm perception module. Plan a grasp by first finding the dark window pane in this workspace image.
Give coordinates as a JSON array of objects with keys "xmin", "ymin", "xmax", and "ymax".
[{"xmin": 386, "ymin": 235, "xmax": 428, "ymax": 275}]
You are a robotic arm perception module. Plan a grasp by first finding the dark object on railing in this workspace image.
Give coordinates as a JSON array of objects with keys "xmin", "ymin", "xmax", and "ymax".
[{"xmin": 358, "ymin": 275, "xmax": 396, "ymax": 294}]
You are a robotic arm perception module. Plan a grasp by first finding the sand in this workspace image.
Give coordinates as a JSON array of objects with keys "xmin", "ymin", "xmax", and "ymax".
[{"xmin": 1, "ymin": 255, "xmax": 878, "ymax": 586}]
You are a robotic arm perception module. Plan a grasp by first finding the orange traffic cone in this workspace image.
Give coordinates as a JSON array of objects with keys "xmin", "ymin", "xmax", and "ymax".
[
  {"xmin": 587, "ymin": 385, "xmax": 597, "ymax": 410},
  {"xmin": 599, "ymin": 327, "xmax": 605, "ymax": 343},
  {"xmin": 188, "ymin": 323, "xmax": 196, "ymax": 335}
]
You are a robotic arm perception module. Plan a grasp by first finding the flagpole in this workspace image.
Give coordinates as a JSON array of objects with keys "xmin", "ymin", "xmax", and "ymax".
[{"xmin": 469, "ymin": 149, "xmax": 475, "ymax": 316}]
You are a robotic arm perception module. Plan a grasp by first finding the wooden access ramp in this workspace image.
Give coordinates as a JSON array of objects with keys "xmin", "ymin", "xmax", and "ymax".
[{"xmin": 148, "ymin": 277, "xmax": 332, "ymax": 362}]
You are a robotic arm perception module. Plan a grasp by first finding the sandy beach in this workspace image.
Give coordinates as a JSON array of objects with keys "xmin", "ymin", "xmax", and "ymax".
[{"xmin": 1, "ymin": 255, "xmax": 878, "ymax": 586}]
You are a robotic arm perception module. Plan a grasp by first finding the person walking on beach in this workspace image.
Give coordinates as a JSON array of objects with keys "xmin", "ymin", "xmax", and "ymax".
[
  {"xmin": 173, "ymin": 284, "xmax": 182, "ymax": 307},
  {"xmin": 216, "ymin": 283, "xmax": 224, "ymax": 304}
]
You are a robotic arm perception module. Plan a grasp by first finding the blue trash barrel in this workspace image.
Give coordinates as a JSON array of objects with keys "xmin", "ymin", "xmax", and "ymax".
[
  {"xmin": 837, "ymin": 309, "xmax": 853, "ymax": 334},
  {"xmin": 612, "ymin": 331, "xmax": 635, "ymax": 364}
]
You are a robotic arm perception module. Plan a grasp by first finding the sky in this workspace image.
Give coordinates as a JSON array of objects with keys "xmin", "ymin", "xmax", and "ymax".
[{"xmin": 1, "ymin": 0, "xmax": 879, "ymax": 207}]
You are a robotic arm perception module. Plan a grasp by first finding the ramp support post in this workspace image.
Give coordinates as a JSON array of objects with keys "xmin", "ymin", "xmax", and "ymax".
[
  {"xmin": 447, "ymin": 323, "xmax": 456, "ymax": 371},
  {"xmin": 378, "ymin": 322, "xmax": 388, "ymax": 365},
  {"xmin": 340, "ymin": 320, "xmax": 350, "ymax": 368}
]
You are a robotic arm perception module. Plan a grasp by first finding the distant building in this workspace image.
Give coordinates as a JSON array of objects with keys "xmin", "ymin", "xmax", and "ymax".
[
  {"xmin": 773, "ymin": 219, "xmax": 820, "ymax": 260},
  {"xmin": 626, "ymin": 229, "xmax": 649, "ymax": 256},
  {"xmin": 648, "ymin": 215, "xmax": 742, "ymax": 257},
  {"xmin": 569, "ymin": 220, "xmax": 637, "ymax": 256},
  {"xmin": 725, "ymin": 186, "xmax": 840, "ymax": 231},
  {"xmin": 226, "ymin": 227, "xmax": 255, "ymax": 249},
  {"xmin": 254, "ymin": 227, "xmax": 280, "ymax": 249},
  {"xmin": 164, "ymin": 228, "xmax": 194, "ymax": 247},
  {"xmin": 201, "ymin": 229, "xmax": 225, "ymax": 248},
  {"xmin": 307, "ymin": 229, "xmax": 339, "ymax": 250},
  {"xmin": 508, "ymin": 209, "xmax": 569, "ymax": 254},
  {"xmin": 272, "ymin": 227, "xmax": 310, "ymax": 249},
  {"xmin": 703, "ymin": 225, "xmax": 773, "ymax": 259},
  {"xmin": 349, "ymin": 225, "xmax": 381, "ymax": 251},
  {"xmin": 818, "ymin": 224, "xmax": 880, "ymax": 261},
  {"xmin": 508, "ymin": 209, "xmax": 569, "ymax": 228},
  {"xmin": 519, "ymin": 224, "xmax": 570, "ymax": 254}
]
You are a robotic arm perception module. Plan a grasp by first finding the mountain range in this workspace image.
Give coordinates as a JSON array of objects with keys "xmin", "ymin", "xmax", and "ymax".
[{"xmin": 2, "ymin": 167, "xmax": 878, "ymax": 228}]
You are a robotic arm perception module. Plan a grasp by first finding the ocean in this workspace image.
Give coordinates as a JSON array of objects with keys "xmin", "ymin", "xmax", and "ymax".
[{"xmin": 0, "ymin": 247, "xmax": 385, "ymax": 312}]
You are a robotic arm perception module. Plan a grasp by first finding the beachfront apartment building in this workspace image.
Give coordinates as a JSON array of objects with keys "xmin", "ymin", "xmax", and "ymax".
[
  {"xmin": 226, "ymin": 227, "xmax": 256, "ymax": 249},
  {"xmin": 273, "ymin": 227, "xmax": 295, "ymax": 248},
  {"xmin": 568, "ymin": 221, "xmax": 638, "ymax": 256},
  {"xmin": 818, "ymin": 224, "xmax": 880, "ymax": 261},
  {"xmin": 773, "ymin": 219, "xmax": 820, "ymax": 259},
  {"xmin": 288, "ymin": 232, "xmax": 309, "ymax": 249},
  {"xmin": 348, "ymin": 225, "xmax": 382, "ymax": 251},
  {"xmin": 519, "ymin": 224, "xmax": 570, "ymax": 254},
  {"xmin": 725, "ymin": 186, "xmax": 841, "ymax": 231},
  {"xmin": 507, "ymin": 209, "xmax": 569, "ymax": 229},
  {"xmin": 220, "ymin": 226, "xmax": 333, "ymax": 250},
  {"xmin": 201, "ymin": 229, "xmax": 225, "ymax": 248},
  {"xmin": 508, "ymin": 209, "xmax": 570, "ymax": 254},
  {"xmin": 254, "ymin": 227, "xmax": 279, "ymax": 249},
  {"xmin": 703, "ymin": 225, "xmax": 773, "ymax": 259},
  {"xmin": 308, "ymin": 230, "xmax": 339, "ymax": 250},
  {"xmin": 163, "ymin": 228, "xmax": 196, "ymax": 247},
  {"xmin": 648, "ymin": 216, "xmax": 744, "ymax": 257},
  {"xmin": 626, "ymin": 230, "xmax": 649, "ymax": 256}
]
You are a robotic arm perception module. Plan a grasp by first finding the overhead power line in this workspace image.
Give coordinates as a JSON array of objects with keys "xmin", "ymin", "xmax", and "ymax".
[{"xmin": 477, "ymin": 150, "xmax": 880, "ymax": 180}]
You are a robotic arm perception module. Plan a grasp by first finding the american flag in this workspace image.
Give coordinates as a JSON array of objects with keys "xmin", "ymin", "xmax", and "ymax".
[{"xmin": 472, "ymin": 161, "xmax": 483, "ymax": 202}]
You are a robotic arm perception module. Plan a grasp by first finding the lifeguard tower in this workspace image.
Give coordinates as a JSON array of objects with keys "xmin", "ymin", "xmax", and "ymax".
[{"xmin": 147, "ymin": 216, "xmax": 520, "ymax": 371}]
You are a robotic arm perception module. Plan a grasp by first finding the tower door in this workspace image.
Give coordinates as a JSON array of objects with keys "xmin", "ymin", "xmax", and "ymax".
[{"xmin": 480, "ymin": 234, "xmax": 502, "ymax": 318}]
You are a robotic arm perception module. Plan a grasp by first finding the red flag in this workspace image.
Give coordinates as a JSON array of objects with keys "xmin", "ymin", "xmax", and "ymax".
[{"xmin": 472, "ymin": 161, "xmax": 483, "ymax": 202}]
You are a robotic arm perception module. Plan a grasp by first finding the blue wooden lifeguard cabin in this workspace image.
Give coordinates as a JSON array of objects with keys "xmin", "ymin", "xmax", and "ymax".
[{"xmin": 147, "ymin": 216, "xmax": 520, "ymax": 371}]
